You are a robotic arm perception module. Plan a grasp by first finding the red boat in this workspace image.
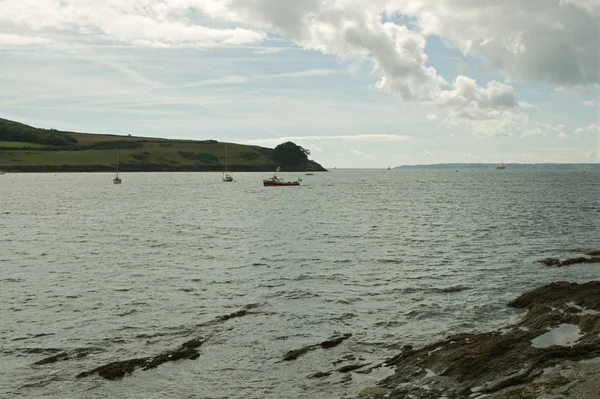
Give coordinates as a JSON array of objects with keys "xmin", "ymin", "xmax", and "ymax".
[{"xmin": 263, "ymin": 175, "xmax": 301, "ymax": 186}]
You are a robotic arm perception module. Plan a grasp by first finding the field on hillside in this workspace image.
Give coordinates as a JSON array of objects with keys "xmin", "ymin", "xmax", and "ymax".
[
  {"xmin": 0, "ymin": 140, "xmax": 279, "ymax": 171},
  {"xmin": 0, "ymin": 141, "xmax": 48, "ymax": 148},
  {"xmin": 0, "ymin": 117, "xmax": 327, "ymax": 172}
]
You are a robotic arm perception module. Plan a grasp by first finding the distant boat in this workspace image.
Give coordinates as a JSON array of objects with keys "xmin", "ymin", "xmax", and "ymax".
[
  {"xmin": 263, "ymin": 174, "xmax": 301, "ymax": 187},
  {"xmin": 387, "ymin": 166, "xmax": 390, "ymax": 171},
  {"xmin": 222, "ymin": 145, "xmax": 233, "ymax": 182},
  {"xmin": 113, "ymin": 157, "xmax": 122, "ymax": 184},
  {"xmin": 496, "ymin": 162, "xmax": 506, "ymax": 170}
]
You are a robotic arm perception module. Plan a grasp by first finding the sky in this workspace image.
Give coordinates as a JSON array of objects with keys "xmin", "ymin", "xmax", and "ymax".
[{"xmin": 0, "ymin": 0, "xmax": 599, "ymax": 168}]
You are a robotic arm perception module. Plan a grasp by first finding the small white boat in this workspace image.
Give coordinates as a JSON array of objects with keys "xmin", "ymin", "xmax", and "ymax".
[{"xmin": 223, "ymin": 145, "xmax": 233, "ymax": 182}]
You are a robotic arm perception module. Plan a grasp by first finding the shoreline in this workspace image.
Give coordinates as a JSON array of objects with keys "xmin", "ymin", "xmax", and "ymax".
[{"xmin": 0, "ymin": 165, "xmax": 328, "ymax": 173}]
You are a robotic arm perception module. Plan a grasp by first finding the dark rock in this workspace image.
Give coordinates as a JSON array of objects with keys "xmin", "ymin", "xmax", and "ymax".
[
  {"xmin": 538, "ymin": 255, "xmax": 600, "ymax": 267},
  {"xmin": 34, "ymin": 352, "xmax": 70, "ymax": 365},
  {"xmin": 378, "ymin": 280, "xmax": 600, "ymax": 398},
  {"xmin": 282, "ymin": 333, "xmax": 352, "ymax": 361},
  {"xmin": 308, "ymin": 371, "xmax": 332, "ymax": 378},
  {"xmin": 320, "ymin": 333, "xmax": 352, "ymax": 348},
  {"xmin": 282, "ymin": 345, "xmax": 316, "ymax": 361},
  {"xmin": 337, "ymin": 363, "xmax": 369, "ymax": 372},
  {"xmin": 77, "ymin": 337, "xmax": 206, "ymax": 380},
  {"xmin": 216, "ymin": 309, "xmax": 248, "ymax": 321}
]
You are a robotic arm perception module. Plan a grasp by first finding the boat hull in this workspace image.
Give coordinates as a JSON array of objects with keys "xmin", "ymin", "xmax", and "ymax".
[{"xmin": 263, "ymin": 181, "xmax": 299, "ymax": 186}]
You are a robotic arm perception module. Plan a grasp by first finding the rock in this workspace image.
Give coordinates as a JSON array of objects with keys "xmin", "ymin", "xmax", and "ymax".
[
  {"xmin": 308, "ymin": 371, "xmax": 332, "ymax": 378},
  {"xmin": 216, "ymin": 309, "xmax": 248, "ymax": 321},
  {"xmin": 337, "ymin": 363, "xmax": 369, "ymax": 373},
  {"xmin": 537, "ymin": 251, "xmax": 600, "ymax": 267},
  {"xmin": 282, "ymin": 333, "xmax": 352, "ymax": 361},
  {"xmin": 34, "ymin": 352, "xmax": 70, "ymax": 365},
  {"xmin": 282, "ymin": 346, "xmax": 316, "ymax": 361},
  {"xmin": 357, "ymin": 386, "xmax": 391, "ymax": 398},
  {"xmin": 320, "ymin": 333, "xmax": 352, "ymax": 348},
  {"xmin": 376, "ymin": 280, "xmax": 600, "ymax": 399},
  {"xmin": 77, "ymin": 337, "xmax": 206, "ymax": 380}
]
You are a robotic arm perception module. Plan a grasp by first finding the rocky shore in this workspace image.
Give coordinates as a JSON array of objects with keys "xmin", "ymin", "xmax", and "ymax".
[
  {"xmin": 357, "ymin": 250, "xmax": 600, "ymax": 399},
  {"xmin": 29, "ymin": 250, "xmax": 600, "ymax": 398}
]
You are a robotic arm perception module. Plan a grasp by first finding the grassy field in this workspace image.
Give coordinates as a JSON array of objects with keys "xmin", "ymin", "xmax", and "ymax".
[
  {"xmin": 0, "ymin": 119, "xmax": 326, "ymax": 172},
  {"xmin": 0, "ymin": 141, "xmax": 48, "ymax": 148}
]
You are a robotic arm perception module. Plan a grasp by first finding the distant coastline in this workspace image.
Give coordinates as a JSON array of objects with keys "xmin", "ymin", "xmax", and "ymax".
[{"xmin": 394, "ymin": 163, "xmax": 598, "ymax": 171}]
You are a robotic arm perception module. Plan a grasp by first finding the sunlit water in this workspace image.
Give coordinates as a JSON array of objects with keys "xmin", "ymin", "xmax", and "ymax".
[{"xmin": 1, "ymin": 170, "xmax": 598, "ymax": 398}]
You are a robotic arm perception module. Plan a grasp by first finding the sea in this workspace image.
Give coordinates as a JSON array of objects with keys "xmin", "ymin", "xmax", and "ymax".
[{"xmin": 1, "ymin": 170, "xmax": 599, "ymax": 398}]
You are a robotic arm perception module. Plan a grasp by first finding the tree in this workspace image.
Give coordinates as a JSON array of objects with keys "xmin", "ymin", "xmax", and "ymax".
[{"xmin": 273, "ymin": 141, "xmax": 310, "ymax": 168}]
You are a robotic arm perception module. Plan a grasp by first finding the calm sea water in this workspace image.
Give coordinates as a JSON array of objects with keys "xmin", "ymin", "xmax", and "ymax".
[{"xmin": 1, "ymin": 170, "xmax": 599, "ymax": 398}]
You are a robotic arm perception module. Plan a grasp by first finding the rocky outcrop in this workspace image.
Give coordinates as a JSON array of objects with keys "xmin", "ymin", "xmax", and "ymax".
[
  {"xmin": 369, "ymin": 280, "xmax": 600, "ymax": 399},
  {"xmin": 73, "ymin": 305, "xmax": 258, "ymax": 380},
  {"xmin": 282, "ymin": 333, "xmax": 352, "ymax": 361},
  {"xmin": 538, "ymin": 249, "xmax": 600, "ymax": 267}
]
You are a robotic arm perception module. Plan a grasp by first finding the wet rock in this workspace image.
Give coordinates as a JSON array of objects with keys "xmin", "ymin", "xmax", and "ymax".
[
  {"xmin": 77, "ymin": 337, "xmax": 206, "ymax": 380},
  {"xmin": 320, "ymin": 333, "xmax": 352, "ymax": 348},
  {"xmin": 375, "ymin": 280, "xmax": 600, "ymax": 399},
  {"xmin": 34, "ymin": 352, "xmax": 70, "ymax": 365},
  {"xmin": 337, "ymin": 363, "xmax": 369, "ymax": 373},
  {"xmin": 33, "ymin": 347, "xmax": 104, "ymax": 365},
  {"xmin": 216, "ymin": 309, "xmax": 248, "ymax": 321},
  {"xmin": 538, "ymin": 250, "xmax": 600, "ymax": 267},
  {"xmin": 357, "ymin": 386, "xmax": 391, "ymax": 398},
  {"xmin": 282, "ymin": 333, "xmax": 352, "ymax": 361},
  {"xmin": 282, "ymin": 346, "xmax": 316, "ymax": 361},
  {"xmin": 333, "ymin": 354, "xmax": 357, "ymax": 365},
  {"xmin": 308, "ymin": 371, "xmax": 332, "ymax": 378}
]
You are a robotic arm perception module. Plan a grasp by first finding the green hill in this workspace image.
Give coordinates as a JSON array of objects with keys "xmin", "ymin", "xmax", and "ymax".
[{"xmin": 0, "ymin": 118, "xmax": 326, "ymax": 172}]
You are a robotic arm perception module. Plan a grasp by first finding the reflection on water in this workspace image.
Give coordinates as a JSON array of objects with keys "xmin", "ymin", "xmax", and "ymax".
[
  {"xmin": 531, "ymin": 324, "xmax": 582, "ymax": 348},
  {"xmin": 0, "ymin": 170, "xmax": 598, "ymax": 398}
]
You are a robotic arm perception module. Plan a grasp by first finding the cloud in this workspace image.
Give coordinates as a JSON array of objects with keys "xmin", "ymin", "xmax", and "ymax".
[
  {"xmin": 180, "ymin": 68, "xmax": 343, "ymax": 87},
  {"xmin": 0, "ymin": 33, "xmax": 54, "ymax": 46},
  {"xmin": 400, "ymin": 0, "xmax": 599, "ymax": 86},
  {"xmin": 554, "ymin": 84, "xmax": 600, "ymax": 98},
  {"xmin": 582, "ymin": 99, "xmax": 597, "ymax": 107},
  {"xmin": 575, "ymin": 124, "xmax": 600, "ymax": 135},
  {"xmin": 425, "ymin": 113, "xmax": 438, "ymax": 120},
  {"xmin": 0, "ymin": 0, "xmax": 266, "ymax": 48},
  {"xmin": 436, "ymin": 76, "xmax": 518, "ymax": 109},
  {"xmin": 243, "ymin": 133, "xmax": 411, "ymax": 147},
  {"xmin": 521, "ymin": 127, "xmax": 545, "ymax": 139},
  {"xmin": 2, "ymin": 0, "xmax": 597, "ymax": 145},
  {"xmin": 558, "ymin": 132, "xmax": 569, "ymax": 140}
]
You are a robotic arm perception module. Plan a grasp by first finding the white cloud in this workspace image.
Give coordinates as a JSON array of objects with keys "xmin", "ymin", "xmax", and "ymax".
[
  {"xmin": 180, "ymin": 68, "xmax": 343, "ymax": 87},
  {"xmin": 521, "ymin": 127, "xmax": 545, "ymax": 139},
  {"xmin": 400, "ymin": 0, "xmax": 599, "ymax": 86},
  {"xmin": 582, "ymin": 98, "xmax": 597, "ymax": 107},
  {"xmin": 554, "ymin": 84, "xmax": 600, "ymax": 98},
  {"xmin": 558, "ymin": 132, "xmax": 569, "ymax": 139},
  {"xmin": 425, "ymin": 113, "xmax": 438, "ymax": 120},
  {"xmin": 575, "ymin": 123, "xmax": 600, "ymax": 135},
  {"xmin": 446, "ymin": 110, "xmax": 527, "ymax": 138},
  {"xmin": 0, "ymin": 33, "xmax": 53, "ymax": 46},
  {"xmin": 243, "ymin": 133, "xmax": 411, "ymax": 147},
  {"xmin": 0, "ymin": 0, "xmax": 266, "ymax": 48},
  {"xmin": 436, "ymin": 76, "xmax": 518, "ymax": 109}
]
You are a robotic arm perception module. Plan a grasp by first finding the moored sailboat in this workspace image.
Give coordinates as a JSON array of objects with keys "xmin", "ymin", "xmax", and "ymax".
[
  {"xmin": 113, "ymin": 156, "xmax": 122, "ymax": 184},
  {"xmin": 223, "ymin": 145, "xmax": 233, "ymax": 182}
]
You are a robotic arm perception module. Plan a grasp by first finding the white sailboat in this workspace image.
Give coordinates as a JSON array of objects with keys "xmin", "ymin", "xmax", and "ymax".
[
  {"xmin": 222, "ymin": 145, "xmax": 233, "ymax": 182},
  {"xmin": 113, "ymin": 156, "xmax": 122, "ymax": 184}
]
